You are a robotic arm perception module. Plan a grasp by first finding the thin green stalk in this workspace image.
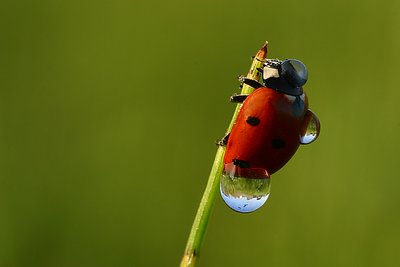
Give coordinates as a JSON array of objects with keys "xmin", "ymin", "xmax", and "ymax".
[{"xmin": 180, "ymin": 42, "xmax": 269, "ymax": 267}]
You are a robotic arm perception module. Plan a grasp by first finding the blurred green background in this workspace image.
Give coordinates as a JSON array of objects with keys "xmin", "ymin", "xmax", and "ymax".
[{"xmin": 1, "ymin": 0, "xmax": 400, "ymax": 266}]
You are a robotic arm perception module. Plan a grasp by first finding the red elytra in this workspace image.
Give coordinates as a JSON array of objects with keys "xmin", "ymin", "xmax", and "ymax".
[{"xmin": 224, "ymin": 87, "xmax": 309, "ymax": 179}]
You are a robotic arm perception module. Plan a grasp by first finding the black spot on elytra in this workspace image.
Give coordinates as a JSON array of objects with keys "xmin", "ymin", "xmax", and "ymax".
[
  {"xmin": 246, "ymin": 116, "xmax": 260, "ymax": 126},
  {"xmin": 233, "ymin": 159, "xmax": 251, "ymax": 168},
  {"xmin": 272, "ymin": 139, "xmax": 285, "ymax": 149}
]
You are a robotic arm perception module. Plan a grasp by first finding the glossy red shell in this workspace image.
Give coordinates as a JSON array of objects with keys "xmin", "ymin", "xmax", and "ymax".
[{"xmin": 224, "ymin": 87, "xmax": 308, "ymax": 177}]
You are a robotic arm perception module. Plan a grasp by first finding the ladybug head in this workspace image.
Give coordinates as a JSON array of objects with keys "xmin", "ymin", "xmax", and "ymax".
[{"xmin": 263, "ymin": 59, "xmax": 308, "ymax": 96}]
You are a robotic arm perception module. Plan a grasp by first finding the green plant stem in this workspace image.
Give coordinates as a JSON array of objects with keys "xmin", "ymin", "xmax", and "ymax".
[{"xmin": 180, "ymin": 42, "xmax": 269, "ymax": 267}]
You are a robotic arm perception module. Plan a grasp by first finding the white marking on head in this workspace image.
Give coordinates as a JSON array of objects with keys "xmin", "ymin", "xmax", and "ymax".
[
  {"xmin": 300, "ymin": 93, "xmax": 305, "ymax": 102},
  {"xmin": 284, "ymin": 94, "xmax": 296, "ymax": 103},
  {"xmin": 263, "ymin": 67, "xmax": 279, "ymax": 80}
]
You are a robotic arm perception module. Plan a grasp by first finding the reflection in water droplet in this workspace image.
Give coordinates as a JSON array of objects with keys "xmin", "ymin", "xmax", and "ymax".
[
  {"xmin": 220, "ymin": 170, "xmax": 271, "ymax": 213},
  {"xmin": 300, "ymin": 109, "xmax": 320, "ymax": 144}
]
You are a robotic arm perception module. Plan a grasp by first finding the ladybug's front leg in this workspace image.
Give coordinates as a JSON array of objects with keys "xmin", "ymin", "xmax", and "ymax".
[
  {"xmin": 230, "ymin": 94, "xmax": 248, "ymax": 103},
  {"xmin": 241, "ymin": 77, "xmax": 264, "ymax": 89},
  {"xmin": 238, "ymin": 74, "xmax": 264, "ymax": 89}
]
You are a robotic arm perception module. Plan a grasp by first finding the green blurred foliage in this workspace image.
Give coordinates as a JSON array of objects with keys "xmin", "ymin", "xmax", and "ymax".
[{"xmin": 1, "ymin": 0, "xmax": 399, "ymax": 266}]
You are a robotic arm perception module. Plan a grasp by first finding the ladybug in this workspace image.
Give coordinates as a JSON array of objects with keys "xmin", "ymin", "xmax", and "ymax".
[{"xmin": 219, "ymin": 59, "xmax": 320, "ymax": 213}]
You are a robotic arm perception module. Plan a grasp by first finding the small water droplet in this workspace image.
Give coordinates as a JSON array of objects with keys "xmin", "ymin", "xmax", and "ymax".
[
  {"xmin": 220, "ymin": 164, "xmax": 271, "ymax": 213},
  {"xmin": 300, "ymin": 109, "xmax": 320, "ymax": 144}
]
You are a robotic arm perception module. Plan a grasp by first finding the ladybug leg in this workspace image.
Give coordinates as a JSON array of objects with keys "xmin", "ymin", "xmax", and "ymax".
[
  {"xmin": 230, "ymin": 94, "xmax": 248, "ymax": 103},
  {"xmin": 242, "ymin": 78, "xmax": 264, "ymax": 89},
  {"xmin": 216, "ymin": 132, "xmax": 230, "ymax": 146}
]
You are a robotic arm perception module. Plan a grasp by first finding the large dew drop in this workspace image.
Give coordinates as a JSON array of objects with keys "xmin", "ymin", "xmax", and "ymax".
[
  {"xmin": 220, "ymin": 164, "xmax": 271, "ymax": 213},
  {"xmin": 300, "ymin": 109, "xmax": 320, "ymax": 144}
]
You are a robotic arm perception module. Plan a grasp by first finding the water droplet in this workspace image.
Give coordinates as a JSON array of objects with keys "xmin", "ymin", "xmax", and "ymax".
[
  {"xmin": 220, "ymin": 164, "xmax": 271, "ymax": 213},
  {"xmin": 300, "ymin": 109, "xmax": 320, "ymax": 144}
]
